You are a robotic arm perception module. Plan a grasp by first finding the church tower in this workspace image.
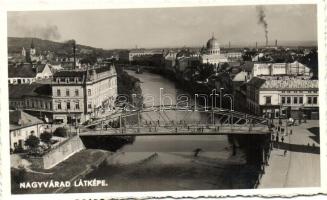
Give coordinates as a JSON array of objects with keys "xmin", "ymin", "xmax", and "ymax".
[
  {"xmin": 30, "ymin": 39, "xmax": 36, "ymax": 56},
  {"xmin": 22, "ymin": 47, "xmax": 26, "ymax": 57}
]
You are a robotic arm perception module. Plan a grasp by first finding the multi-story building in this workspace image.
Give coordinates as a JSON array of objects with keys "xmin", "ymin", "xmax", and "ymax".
[
  {"xmin": 246, "ymin": 77, "xmax": 319, "ymax": 119},
  {"xmin": 251, "ymin": 61, "xmax": 312, "ymax": 78},
  {"xmin": 164, "ymin": 51, "xmax": 177, "ymax": 73},
  {"xmin": 51, "ymin": 63, "xmax": 117, "ymax": 123},
  {"xmin": 9, "ymin": 63, "xmax": 118, "ymax": 124},
  {"xmin": 119, "ymin": 49, "xmax": 163, "ymax": 62}
]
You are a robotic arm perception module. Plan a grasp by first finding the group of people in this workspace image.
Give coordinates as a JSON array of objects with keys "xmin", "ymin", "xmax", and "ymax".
[{"xmin": 271, "ymin": 120, "xmax": 293, "ymax": 156}]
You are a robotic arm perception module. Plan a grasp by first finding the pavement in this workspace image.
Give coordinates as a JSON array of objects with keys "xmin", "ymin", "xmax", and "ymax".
[{"xmin": 259, "ymin": 120, "xmax": 320, "ymax": 188}]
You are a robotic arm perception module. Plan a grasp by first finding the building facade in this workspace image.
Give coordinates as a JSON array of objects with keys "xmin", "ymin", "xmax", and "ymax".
[
  {"xmin": 9, "ymin": 63, "xmax": 118, "ymax": 124},
  {"xmin": 51, "ymin": 64, "xmax": 117, "ymax": 123},
  {"xmin": 200, "ymin": 36, "xmax": 228, "ymax": 66},
  {"xmin": 246, "ymin": 77, "xmax": 319, "ymax": 119},
  {"xmin": 9, "ymin": 110, "xmax": 44, "ymax": 152},
  {"xmin": 251, "ymin": 61, "xmax": 312, "ymax": 78}
]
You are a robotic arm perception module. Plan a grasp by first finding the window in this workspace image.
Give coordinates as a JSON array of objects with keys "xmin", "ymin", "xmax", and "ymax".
[
  {"xmin": 57, "ymin": 102, "xmax": 61, "ymax": 110},
  {"xmin": 307, "ymin": 97, "xmax": 312, "ymax": 104},
  {"xmin": 88, "ymin": 104, "xmax": 92, "ymax": 109},
  {"xmin": 57, "ymin": 89, "xmax": 61, "ymax": 96},
  {"xmin": 88, "ymin": 89, "xmax": 91, "ymax": 96},
  {"xmin": 69, "ymin": 77, "xmax": 74, "ymax": 82},
  {"xmin": 293, "ymin": 97, "xmax": 298, "ymax": 104},
  {"xmin": 60, "ymin": 78, "xmax": 65, "ymax": 82},
  {"xmin": 281, "ymin": 97, "xmax": 285, "ymax": 104},
  {"xmin": 66, "ymin": 89, "xmax": 70, "ymax": 96},
  {"xmin": 286, "ymin": 97, "xmax": 291, "ymax": 104},
  {"xmin": 299, "ymin": 96, "xmax": 303, "ymax": 104},
  {"xmin": 75, "ymin": 102, "xmax": 80, "ymax": 109},
  {"xmin": 75, "ymin": 89, "xmax": 79, "ymax": 96},
  {"xmin": 265, "ymin": 96, "xmax": 271, "ymax": 104},
  {"xmin": 67, "ymin": 102, "xmax": 71, "ymax": 110},
  {"xmin": 313, "ymin": 96, "xmax": 318, "ymax": 104}
]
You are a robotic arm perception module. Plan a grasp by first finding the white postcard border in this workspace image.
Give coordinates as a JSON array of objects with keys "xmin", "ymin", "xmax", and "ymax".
[{"xmin": 0, "ymin": 0, "xmax": 326, "ymax": 199}]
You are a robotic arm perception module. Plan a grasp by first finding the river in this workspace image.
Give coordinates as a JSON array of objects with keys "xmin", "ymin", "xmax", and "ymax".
[{"xmin": 69, "ymin": 71, "xmax": 260, "ymax": 193}]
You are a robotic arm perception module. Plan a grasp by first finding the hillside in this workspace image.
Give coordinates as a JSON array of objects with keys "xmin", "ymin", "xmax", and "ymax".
[{"xmin": 7, "ymin": 37, "xmax": 115, "ymax": 57}]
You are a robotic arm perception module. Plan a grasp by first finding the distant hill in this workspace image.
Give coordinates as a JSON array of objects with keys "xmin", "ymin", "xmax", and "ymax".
[{"xmin": 7, "ymin": 37, "xmax": 115, "ymax": 57}]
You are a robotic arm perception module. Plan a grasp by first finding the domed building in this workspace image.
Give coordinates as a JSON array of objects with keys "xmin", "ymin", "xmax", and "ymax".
[{"xmin": 200, "ymin": 35, "xmax": 227, "ymax": 66}]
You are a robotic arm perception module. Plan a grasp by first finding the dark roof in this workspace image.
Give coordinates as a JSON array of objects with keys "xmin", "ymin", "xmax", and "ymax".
[
  {"xmin": 36, "ymin": 64, "xmax": 46, "ymax": 72},
  {"xmin": 8, "ymin": 63, "xmax": 36, "ymax": 78},
  {"xmin": 242, "ymin": 61, "xmax": 254, "ymax": 72},
  {"xmin": 53, "ymin": 70, "xmax": 85, "ymax": 78},
  {"xmin": 94, "ymin": 65, "xmax": 112, "ymax": 73},
  {"xmin": 10, "ymin": 110, "xmax": 43, "ymax": 130},
  {"xmin": 247, "ymin": 77, "xmax": 266, "ymax": 88},
  {"xmin": 9, "ymin": 83, "xmax": 52, "ymax": 99}
]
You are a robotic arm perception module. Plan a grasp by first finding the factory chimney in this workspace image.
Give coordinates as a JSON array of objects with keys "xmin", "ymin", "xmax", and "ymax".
[
  {"xmin": 266, "ymin": 38, "xmax": 268, "ymax": 47},
  {"xmin": 275, "ymin": 40, "xmax": 278, "ymax": 47},
  {"xmin": 229, "ymin": 41, "xmax": 231, "ymax": 49},
  {"xmin": 256, "ymin": 42, "xmax": 258, "ymax": 49},
  {"xmin": 73, "ymin": 41, "xmax": 76, "ymax": 69}
]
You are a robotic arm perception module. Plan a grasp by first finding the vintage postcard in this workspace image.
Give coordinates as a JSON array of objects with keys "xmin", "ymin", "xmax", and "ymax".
[{"xmin": 0, "ymin": 0, "xmax": 326, "ymax": 199}]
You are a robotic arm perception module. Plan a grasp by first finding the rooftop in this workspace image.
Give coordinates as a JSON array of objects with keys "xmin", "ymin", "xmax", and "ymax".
[
  {"xmin": 248, "ymin": 77, "xmax": 318, "ymax": 90},
  {"xmin": 10, "ymin": 110, "xmax": 43, "ymax": 130},
  {"xmin": 261, "ymin": 78, "xmax": 318, "ymax": 90},
  {"xmin": 9, "ymin": 83, "xmax": 52, "ymax": 99}
]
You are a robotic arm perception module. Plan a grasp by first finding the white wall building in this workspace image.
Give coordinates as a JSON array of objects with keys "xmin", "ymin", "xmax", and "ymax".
[
  {"xmin": 246, "ymin": 77, "xmax": 319, "ymax": 119},
  {"xmin": 200, "ymin": 36, "xmax": 228, "ymax": 66}
]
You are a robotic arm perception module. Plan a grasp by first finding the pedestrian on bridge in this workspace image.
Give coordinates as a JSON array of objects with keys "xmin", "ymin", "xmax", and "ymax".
[{"xmin": 281, "ymin": 136, "xmax": 284, "ymax": 143}]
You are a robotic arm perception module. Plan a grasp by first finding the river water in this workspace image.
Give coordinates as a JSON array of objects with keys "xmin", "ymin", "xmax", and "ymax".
[{"xmin": 69, "ymin": 71, "xmax": 259, "ymax": 193}]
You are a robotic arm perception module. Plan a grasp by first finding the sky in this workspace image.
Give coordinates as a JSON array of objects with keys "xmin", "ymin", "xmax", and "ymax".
[{"xmin": 7, "ymin": 5, "xmax": 317, "ymax": 49}]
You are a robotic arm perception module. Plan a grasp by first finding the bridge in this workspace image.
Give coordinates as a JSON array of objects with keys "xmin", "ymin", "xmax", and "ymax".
[{"xmin": 79, "ymin": 105, "xmax": 272, "ymax": 136}]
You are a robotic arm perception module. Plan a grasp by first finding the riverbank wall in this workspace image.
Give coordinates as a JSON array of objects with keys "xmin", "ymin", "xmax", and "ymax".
[{"xmin": 28, "ymin": 136, "xmax": 85, "ymax": 169}]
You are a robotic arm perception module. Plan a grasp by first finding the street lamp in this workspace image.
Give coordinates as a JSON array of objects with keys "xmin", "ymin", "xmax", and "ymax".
[{"xmin": 220, "ymin": 88, "xmax": 224, "ymax": 110}]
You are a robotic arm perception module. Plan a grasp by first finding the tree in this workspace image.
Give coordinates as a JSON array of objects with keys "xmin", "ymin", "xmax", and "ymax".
[
  {"xmin": 53, "ymin": 127, "xmax": 68, "ymax": 137},
  {"xmin": 24, "ymin": 135, "xmax": 40, "ymax": 149},
  {"xmin": 40, "ymin": 131, "xmax": 53, "ymax": 144}
]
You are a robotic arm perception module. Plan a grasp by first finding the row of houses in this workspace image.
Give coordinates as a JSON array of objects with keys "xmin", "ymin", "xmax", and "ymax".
[
  {"xmin": 229, "ymin": 61, "xmax": 318, "ymax": 120},
  {"xmin": 9, "ymin": 63, "xmax": 118, "ymax": 124}
]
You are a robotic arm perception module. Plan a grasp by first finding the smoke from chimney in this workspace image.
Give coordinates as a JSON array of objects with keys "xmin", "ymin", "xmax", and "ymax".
[
  {"xmin": 9, "ymin": 16, "xmax": 61, "ymax": 40},
  {"xmin": 256, "ymin": 6, "xmax": 268, "ymax": 46}
]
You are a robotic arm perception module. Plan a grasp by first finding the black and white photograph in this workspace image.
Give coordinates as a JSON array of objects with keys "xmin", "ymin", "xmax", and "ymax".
[{"xmin": 2, "ymin": 1, "xmax": 326, "ymax": 198}]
